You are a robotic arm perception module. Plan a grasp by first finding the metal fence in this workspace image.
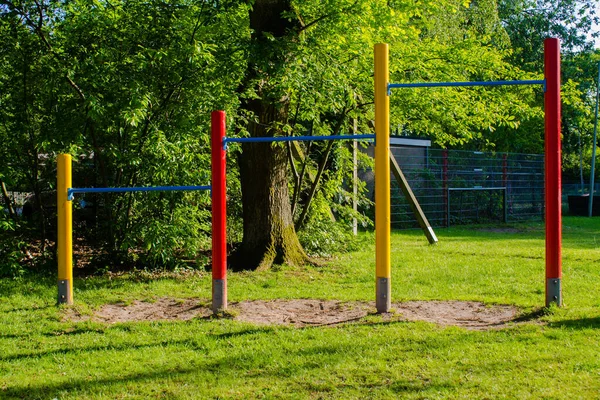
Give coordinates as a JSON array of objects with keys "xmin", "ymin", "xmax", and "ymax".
[{"xmin": 372, "ymin": 148, "xmax": 545, "ymax": 228}]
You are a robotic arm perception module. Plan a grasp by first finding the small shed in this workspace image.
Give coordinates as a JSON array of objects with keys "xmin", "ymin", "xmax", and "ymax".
[{"xmin": 358, "ymin": 136, "xmax": 432, "ymax": 200}]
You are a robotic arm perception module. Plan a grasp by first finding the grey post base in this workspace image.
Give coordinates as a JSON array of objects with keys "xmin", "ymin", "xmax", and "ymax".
[
  {"xmin": 57, "ymin": 279, "xmax": 72, "ymax": 305},
  {"xmin": 376, "ymin": 277, "xmax": 391, "ymax": 313},
  {"xmin": 212, "ymin": 279, "xmax": 227, "ymax": 313},
  {"xmin": 546, "ymin": 278, "xmax": 562, "ymax": 307}
]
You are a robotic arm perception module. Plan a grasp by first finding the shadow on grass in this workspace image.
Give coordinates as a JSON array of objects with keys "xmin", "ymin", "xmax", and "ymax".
[
  {"xmin": 42, "ymin": 325, "xmax": 107, "ymax": 337},
  {"xmin": 2, "ymin": 326, "xmax": 272, "ymax": 362},
  {"xmin": 2, "ymin": 305, "xmax": 54, "ymax": 314},
  {"xmin": 298, "ymin": 374, "xmax": 453, "ymax": 395},
  {"xmin": 0, "ymin": 341, "xmax": 459, "ymax": 399},
  {"xmin": 0, "ymin": 338, "xmax": 193, "ymax": 362},
  {"xmin": 512, "ymin": 308, "xmax": 549, "ymax": 323},
  {"xmin": 211, "ymin": 327, "xmax": 272, "ymax": 339},
  {"xmin": 549, "ymin": 317, "xmax": 600, "ymax": 329},
  {"xmin": 0, "ymin": 333, "xmax": 22, "ymax": 339},
  {"xmin": 1, "ymin": 366, "xmax": 200, "ymax": 399}
]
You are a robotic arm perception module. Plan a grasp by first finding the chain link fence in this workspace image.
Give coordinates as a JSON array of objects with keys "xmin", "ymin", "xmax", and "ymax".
[{"xmin": 360, "ymin": 146, "xmax": 545, "ymax": 228}]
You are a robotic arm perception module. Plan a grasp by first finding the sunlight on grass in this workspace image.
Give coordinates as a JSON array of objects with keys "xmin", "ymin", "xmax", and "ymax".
[{"xmin": 1, "ymin": 216, "xmax": 599, "ymax": 399}]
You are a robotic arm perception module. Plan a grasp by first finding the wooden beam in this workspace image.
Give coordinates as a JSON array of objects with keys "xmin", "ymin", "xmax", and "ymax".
[{"xmin": 388, "ymin": 150, "xmax": 438, "ymax": 244}]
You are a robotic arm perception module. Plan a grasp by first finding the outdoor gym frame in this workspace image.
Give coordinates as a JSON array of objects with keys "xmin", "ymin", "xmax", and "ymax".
[
  {"xmin": 57, "ymin": 113, "xmax": 374, "ymax": 311},
  {"xmin": 375, "ymin": 38, "xmax": 562, "ymax": 311},
  {"xmin": 57, "ymin": 38, "xmax": 561, "ymax": 312},
  {"xmin": 56, "ymin": 154, "xmax": 211, "ymax": 305}
]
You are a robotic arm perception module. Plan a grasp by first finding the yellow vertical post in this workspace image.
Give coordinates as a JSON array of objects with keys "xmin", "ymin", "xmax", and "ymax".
[
  {"xmin": 374, "ymin": 43, "xmax": 391, "ymax": 313},
  {"xmin": 57, "ymin": 154, "xmax": 73, "ymax": 305}
]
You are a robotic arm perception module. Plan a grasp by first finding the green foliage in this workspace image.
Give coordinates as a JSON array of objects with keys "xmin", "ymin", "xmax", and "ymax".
[
  {"xmin": 0, "ymin": 0, "xmax": 246, "ymax": 273},
  {"xmin": 297, "ymin": 193, "xmax": 362, "ymax": 257},
  {"xmin": 0, "ymin": 215, "xmax": 26, "ymax": 277},
  {"xmin": 497, "ymin": 0, "xmax": 600, "ymax": 173},
  {"xmin": 2, "ymin": 0, "xmax": 588, "ymax": 272},
  {"xmin": 122, "ymin": 195, "xmax": 212, "ymax": 268}
]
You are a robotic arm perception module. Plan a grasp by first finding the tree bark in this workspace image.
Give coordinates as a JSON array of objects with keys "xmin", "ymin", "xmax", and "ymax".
[
  {"xmin": 235, "ymin": 0, "xmax": 308, "ymax": 269},
  {"xmin": 0, "ymin": 180, "xmax": 17, "ymax": 221},
  {"xmin": 238, "ymin": 102, "xmax": 307, "ymax": 269}
]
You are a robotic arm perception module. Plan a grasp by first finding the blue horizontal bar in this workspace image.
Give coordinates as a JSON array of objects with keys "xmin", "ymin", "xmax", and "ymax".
[
  {"xmin": 223, "ymin": 134, "xmax": 375, "ymax": 148},
  {"xmin": 388, "ymin": 79, "xmax": 545, "ymax": 93},
  {"xmin": 448, "ymin": 186, "xmax": 506, "ymax": 191},
  {"xmin": 67, "ymin": 185, "xmax": 211, "ymax": 200}
]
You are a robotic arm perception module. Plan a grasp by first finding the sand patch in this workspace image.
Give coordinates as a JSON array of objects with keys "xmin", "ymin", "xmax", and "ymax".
[{"xmin": 66, "ymin": 298, "xmax": 521, "ymax": 330}]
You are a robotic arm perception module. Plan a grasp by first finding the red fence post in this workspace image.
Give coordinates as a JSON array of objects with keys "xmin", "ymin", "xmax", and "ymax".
[
  {"xmin": 502, "ymin": 154, "xmax": 508, "ymax": 188},
  {"xmin": 211, "ymin": 110, "xmax": 227, "ymax": 313},
  {"xmin": 544, "ymin": 38, "xmax": 562, "ymax": 307},
  {"xmin": 503, "ymin": 153, "xmax": 509, "ymax": 219},
  {"xmin": 443, "ymin": 149, "xmax": 449, "ymax": 227}
]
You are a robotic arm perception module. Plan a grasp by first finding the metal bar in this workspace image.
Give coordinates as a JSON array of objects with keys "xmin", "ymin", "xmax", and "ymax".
[
  {"xmin": 223, "ymin": 134, "xmax": 375, "ymax": 147},
  {"xmin": 544, "ymin": 38, "xmax": 562, "ymax": 307},
  {"xmin": 374, "ymin": 43, "xmax": 391, "ymax": 314},
  {"xmin": 504, "ymin": 188, "xmax": 508, "ymax": 223},
  {"xmin": 447, "ymin": 187, "xmax": 451, "ymax": 228},
  {"xmin": 352, "ymin": 117, "xmax": 358, "ymax": 235},
  {"xmin": 588, "ymin": 61, "xmax": 599, "ymax": 217},
  {"xmin": 211, "ymin": 110, "xmax": 227, "ymax": 313},
  {"xmin": 448, "ymin": 187, "xmax": 507, "ymax": 191},
  {"xmin": 67, "ymin": 185, "xmax": 211, "ymax": 200},
  {"xmin": 388, "ymin": 79, "xmax": 545, "ymax": 93},
  {"xmin": 57, "ymin": 154, "xmax": 73, "ymax": 305},
  {"xmin": 443, "ymin": 149, "xmax": 448, "ymax": 227}
]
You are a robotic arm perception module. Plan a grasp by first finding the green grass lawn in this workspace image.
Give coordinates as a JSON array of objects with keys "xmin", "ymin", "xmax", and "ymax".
[{"xmin": 1, "ymin": 216, "xmax": 599, "ymax": 399}]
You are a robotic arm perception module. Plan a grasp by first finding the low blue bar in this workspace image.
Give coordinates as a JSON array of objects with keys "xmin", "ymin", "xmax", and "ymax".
[
  {"xmin": 67, "ymin": 185, "xmax": 211, "ymax": 200},
  {"xmin": 388, "ymin": 79, "xmax": 545, "ymax": 93},
  {"xmin": 223, "ymin": 134, "xmax": 375, "ymax": 147}
]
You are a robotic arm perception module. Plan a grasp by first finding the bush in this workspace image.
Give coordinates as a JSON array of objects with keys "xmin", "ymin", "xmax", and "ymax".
[
  {"xmin": 0, "ymin": 215, "xmax": 27, "ymax": 277},
  {"xmin": 297, "ymin": 194, "xmax": 365, "ymax": 257}
]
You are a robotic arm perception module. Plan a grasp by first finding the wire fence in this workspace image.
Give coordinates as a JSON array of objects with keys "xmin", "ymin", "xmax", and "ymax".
[{"xmin": 360, "ymin": 147, "xmax": 545, "ymax": 228}]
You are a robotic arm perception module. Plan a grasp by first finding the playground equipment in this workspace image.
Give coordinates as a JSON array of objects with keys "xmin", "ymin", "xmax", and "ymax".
[
  {"xmin": 376, "ymin": 38, "xmax": 562, "ymax": 309},
  {"xmin": 58, "ymin": 38, "xmax": 561, "ymax": 312},
  {"xmin": 57, "ymin": 115, "xmax": 375, "ymax": 311},
  {"xmin": 56, "ymin": 155, "xmax": 211, "ymax": 305}
]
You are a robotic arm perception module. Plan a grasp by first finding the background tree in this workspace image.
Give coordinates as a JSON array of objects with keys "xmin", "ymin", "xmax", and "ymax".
[
  {"xmin": 0, "ymin": 0, "xmax": 246, "ymax": 271},
  {"xmin": 497, "ymin": 0, "xmax": 600, "ymax": 179},
  {"xmin": 232, "ymin": 0, "xmax": 547, "ymax": 269},
  {"xmin": 0, "ymin": 0, "xmax": 560, "ymax": 276}
]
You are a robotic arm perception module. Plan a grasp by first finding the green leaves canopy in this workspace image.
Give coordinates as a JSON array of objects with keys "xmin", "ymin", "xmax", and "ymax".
[{"xmin": 0, "ymin": 0, "xmax": 555, "ymax": 272}]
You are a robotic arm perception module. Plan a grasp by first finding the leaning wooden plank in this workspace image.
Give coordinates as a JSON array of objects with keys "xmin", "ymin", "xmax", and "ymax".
[
  {"xmin": 290, "ymin": 141, "xmax": 336, "ymax": 223},
  {"xmin": 388, "ymin": 150, "xmax": 438, "ymax": 244}
]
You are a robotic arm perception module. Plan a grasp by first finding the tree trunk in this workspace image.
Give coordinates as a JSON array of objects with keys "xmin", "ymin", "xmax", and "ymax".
[
  {"xmin": 235, "ymin": 0, "xmax": 308, "ymax": 269},
  {"xmin": 238, "ymin": 103, "xmax": 307, "ymax": 269},
  {"xmin": 0, "ymin": 180, "xmax": 17, "ymax": 221}
]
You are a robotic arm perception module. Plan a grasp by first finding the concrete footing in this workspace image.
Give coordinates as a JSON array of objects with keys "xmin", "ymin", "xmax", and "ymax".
[
  {"xmin": 212, "ymin": 279, "xmax": 227, "ymax": 313},
  {"xmin": 546, "ymin": 278, "xmax": 562, "ymax": 307},
  {"xmin": 376, "ymin": 277, "xmax": 391, "ymax": 313}
]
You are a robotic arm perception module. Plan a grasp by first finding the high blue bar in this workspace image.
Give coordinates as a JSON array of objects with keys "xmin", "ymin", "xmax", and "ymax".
[
  {"xmin": 388, "ymin": 79, "xmax": 545, "ymax": 93},
  {"xmin": 67, "ymin": 185, "xmax": 211, "ymax": 200},
  {"xmin": 223, "ymin": 134, "xmax": 375, "ymax": 146}
]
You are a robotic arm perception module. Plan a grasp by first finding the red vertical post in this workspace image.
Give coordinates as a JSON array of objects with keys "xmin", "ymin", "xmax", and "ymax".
[
  {"xmin": 502, "ymin": 154, "xmax": 508, "ymax": 188},
  {"xmin": 443, "ymin": 149, "xmax": 449, "ymax": 227},
  {"xmin": 211, "ymin": 110, "xmax": 227, "ymax": 313},
  {"xmin": 503, "ymin": 154, "xmax": 509, "ymax": 222},
  {"xmin": 544, "ymin": 38, "xmax": 562, "ymax": 307}
]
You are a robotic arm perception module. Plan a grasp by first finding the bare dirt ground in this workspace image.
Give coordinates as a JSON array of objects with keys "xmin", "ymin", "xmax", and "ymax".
[{"xmin": 66, "ymin": 298, "xmax": 521, "ymax": 330}]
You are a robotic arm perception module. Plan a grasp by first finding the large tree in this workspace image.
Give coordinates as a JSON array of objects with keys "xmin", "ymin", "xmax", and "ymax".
[
  {"xmin": 497, "ymin": 0, "xmax": 600, "ymax": 172},
  {"xmin": 233, "ymin": 0, "xmax": 543, "ymax": 269},
  {"xmin": 234, "ymin": 0, "xmax": 306, "ymax": 269},
  {"xmin": 0, "ymin": 0, "xmax": 244, "ymax": 268}
]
